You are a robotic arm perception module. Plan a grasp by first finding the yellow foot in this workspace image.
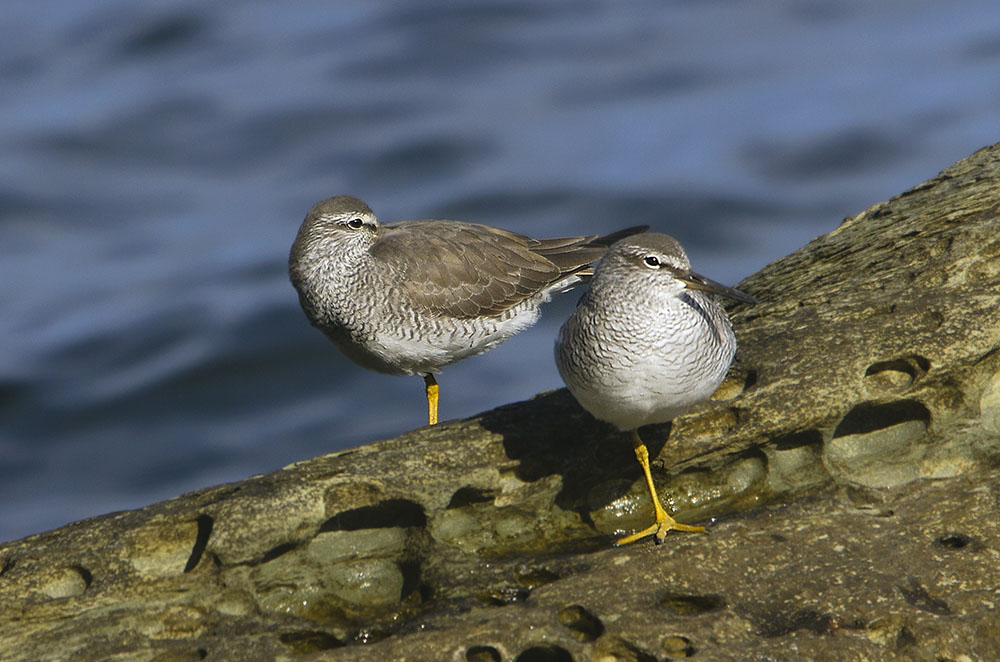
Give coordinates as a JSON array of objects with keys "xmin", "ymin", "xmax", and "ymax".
[
  {"xmin": 619, "ymin": 429, "xmax": 707, "ymax": 545},
  {"xmin": 616, "ymin": 514, "xmax": 707, "ymax": 546}
]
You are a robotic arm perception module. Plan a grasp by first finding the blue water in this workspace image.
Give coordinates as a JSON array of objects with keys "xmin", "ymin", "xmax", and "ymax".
[{"xmin": 2, "ymin": 0, "xmax": 998, "ymax": 543}]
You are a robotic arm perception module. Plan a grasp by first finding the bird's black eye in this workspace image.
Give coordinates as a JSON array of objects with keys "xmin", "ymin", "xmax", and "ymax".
[
  {"xmin": 346, "ymin": 218, "xmax": 365, "ymax": 229},
  {"xmin": 643, "ymin": 255, "xmax": 660, "ymax": 268}
]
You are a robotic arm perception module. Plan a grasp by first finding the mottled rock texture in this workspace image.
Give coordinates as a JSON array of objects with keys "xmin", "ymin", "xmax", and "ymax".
[{"xmin": 2, "ymin": 143, "xmax": 999, "ymax": 662}]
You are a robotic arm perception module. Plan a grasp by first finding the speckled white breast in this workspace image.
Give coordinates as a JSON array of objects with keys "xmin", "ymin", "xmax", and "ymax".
[{"xmin": 556, "ymin": 287, "xmax": 736, "ymax": 430}]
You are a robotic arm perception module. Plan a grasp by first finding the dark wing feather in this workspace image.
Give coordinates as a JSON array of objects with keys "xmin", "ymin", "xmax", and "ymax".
[
  {"xmin": 371, "ymin": 221, "xmax": 561, "ymax": 318},
  {"xmin": 531, "ymin": 225, "xmax": 650, "ymax": 279}
]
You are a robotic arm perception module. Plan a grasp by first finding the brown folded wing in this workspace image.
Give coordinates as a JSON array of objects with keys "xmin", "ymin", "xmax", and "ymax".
[{"xmin": 371, "ymin": 221, "xmax": 607, "ymax": 318}]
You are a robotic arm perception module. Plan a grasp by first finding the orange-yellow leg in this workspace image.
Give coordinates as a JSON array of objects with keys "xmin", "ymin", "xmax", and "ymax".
[
  {"xmin": 424, "ymin": 374, "xmax": 439, "ymax": 425},
  {"xmin": 616, "ymin": 429, "xmax": 706, "ymax": 546}
]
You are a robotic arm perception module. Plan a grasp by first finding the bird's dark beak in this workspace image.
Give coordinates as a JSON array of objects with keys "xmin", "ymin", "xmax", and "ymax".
[{"xmin": 679, "ymin": 271, "xmax": 757, "ymax": 304}]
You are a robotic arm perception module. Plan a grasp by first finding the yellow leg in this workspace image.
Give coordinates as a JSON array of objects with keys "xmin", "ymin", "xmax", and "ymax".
[
  {"xmin": 616, "ymin": 429, "xmax": 706, "ymax": 546},
  {"xmin": 424, "ymin": 374, "xmax": 439, "ymax": 425}
]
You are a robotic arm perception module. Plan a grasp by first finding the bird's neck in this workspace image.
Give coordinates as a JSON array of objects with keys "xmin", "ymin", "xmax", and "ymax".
[{"xmin": 292, "ymin": 242, "xmax": 374, "ymax": 320}]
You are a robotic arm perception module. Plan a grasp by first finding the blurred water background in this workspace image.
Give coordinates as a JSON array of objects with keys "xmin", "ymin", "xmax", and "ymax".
[{"xmin": 2, "ymin": 0, "xmax": 998, "ymax": 542}]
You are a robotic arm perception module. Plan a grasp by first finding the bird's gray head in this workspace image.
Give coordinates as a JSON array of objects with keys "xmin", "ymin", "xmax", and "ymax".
[
  {"xmin": 598, "ymin": 232, "xmax": 756, "ymax": 304},
  {"xmin": 294, "ymin": 194, "xmax": 379, "ymax": 250},
  {"xmin": 290, "ymin": 195, "xmax": 381, "ymax": 272}
]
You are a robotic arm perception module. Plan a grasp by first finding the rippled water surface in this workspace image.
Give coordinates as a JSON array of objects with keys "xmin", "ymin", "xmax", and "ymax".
[{"xmin": 2, "ymin": 0, "xmax": 999, "ymax": 541}]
